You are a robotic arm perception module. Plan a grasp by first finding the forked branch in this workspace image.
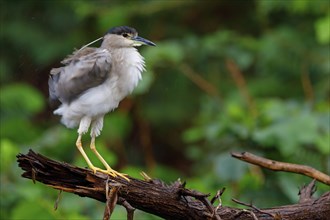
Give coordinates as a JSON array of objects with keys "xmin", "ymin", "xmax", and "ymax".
[{"xmin": 17, "ymin": 150, "xmax": 330, "ymax": 220}]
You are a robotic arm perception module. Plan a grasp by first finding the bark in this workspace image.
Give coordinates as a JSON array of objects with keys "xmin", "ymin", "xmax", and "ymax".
[
  {"xmin": 17, "ymin": 150, "xmax": 330, "ymax": 220},
  {"xmin": 231, "ymin": 152, "xmax": 330, "ymax": 185}
]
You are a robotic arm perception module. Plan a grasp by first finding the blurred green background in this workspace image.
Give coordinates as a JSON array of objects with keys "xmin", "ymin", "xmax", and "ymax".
[{"xmin": 1, "ymin": 0, "xmax": 329, "ymax": 219}]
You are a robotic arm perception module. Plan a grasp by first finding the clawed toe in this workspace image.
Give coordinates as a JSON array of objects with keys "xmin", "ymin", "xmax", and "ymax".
[{"xmin": 91, "ymin": 167, "xmax": 130, "ymax": 181}]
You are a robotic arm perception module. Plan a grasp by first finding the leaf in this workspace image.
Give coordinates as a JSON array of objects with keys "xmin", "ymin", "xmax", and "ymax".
[
  {"xmin": 253, "ymin": 100, "xmax": 324, "ymax": 156},
  {"xmin": 0, "ymin": 139, "xmax": 19, "ymax": 172},
  {"xmin": 0, "ymin": 83, "xmax": 45, "ymax": 119},
  {"xmin": 315, "ymin": 14, "xmax": 330, "ymax": 44}
]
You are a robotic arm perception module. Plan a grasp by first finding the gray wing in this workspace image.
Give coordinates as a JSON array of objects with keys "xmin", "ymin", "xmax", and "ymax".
[{"xmin": 49, "ymin": 48, "xmax": 112, "ymax": 104}]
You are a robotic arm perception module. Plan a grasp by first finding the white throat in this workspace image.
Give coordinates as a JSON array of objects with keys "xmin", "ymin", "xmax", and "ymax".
[{"xmin": 110, "ymin": 47, "xmax": 145, "ymax": 99}]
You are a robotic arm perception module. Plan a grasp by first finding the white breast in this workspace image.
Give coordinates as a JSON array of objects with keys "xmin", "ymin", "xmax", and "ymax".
[{"xmin": 112, "ymin": 47, "xmax": 145, "ymax": 98}]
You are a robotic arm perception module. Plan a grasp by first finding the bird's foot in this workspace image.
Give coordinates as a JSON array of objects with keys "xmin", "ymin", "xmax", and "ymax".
[
  {"xmin": 104, "ymin": 168, "xmax": 130, "ymax": 182},
  {"xmin": 90, "ymin": 166, "xmax": 106, "ymax": 174},
  {"xmin": 91, "ymin": 166, "xmax": 130, "ymax": 181}
]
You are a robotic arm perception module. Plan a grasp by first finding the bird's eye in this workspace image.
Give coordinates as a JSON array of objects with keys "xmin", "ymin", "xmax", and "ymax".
[{"xmin": 122, "ymin": 33, "xmax": 128, "ymax": 37}]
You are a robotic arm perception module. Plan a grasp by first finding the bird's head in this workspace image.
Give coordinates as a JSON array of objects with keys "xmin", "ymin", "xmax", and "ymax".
[{"xmin": 102, "ymin": 26, "xmax": 156, "ymax": 48}]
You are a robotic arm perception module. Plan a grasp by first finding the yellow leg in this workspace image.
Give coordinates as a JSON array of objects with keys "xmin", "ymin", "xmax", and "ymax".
[
  {"xmin": 90, "ymin": 136, "xmax": 130, "ymax": 181},
  {"xmin": 76, "ymin": 135, "xmax": 103, "ymax": 174}
]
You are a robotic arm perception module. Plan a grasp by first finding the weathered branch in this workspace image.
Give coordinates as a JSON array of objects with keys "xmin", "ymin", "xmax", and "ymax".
[
  {"xmin": 298, "ymin": 179, "xmax": 317, "ymax": 204},
  {"xmin": 231, "ymin": 152, "xmax": 330, "ymax": 185},
  {"xmin": 17, "ymin": 150, "xmax": 330, "ymax": 220}
]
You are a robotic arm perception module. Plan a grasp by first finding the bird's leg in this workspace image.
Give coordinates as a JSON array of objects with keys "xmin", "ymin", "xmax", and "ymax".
[
  {"xmin": 76, "ymin": 134, "xmax": 102, "ymax": 174},
  {"xmin": 90, "ymin": 135, "xmax": 129, "ymax": 181}
]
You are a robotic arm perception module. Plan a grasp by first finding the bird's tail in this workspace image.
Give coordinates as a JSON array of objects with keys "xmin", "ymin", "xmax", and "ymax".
[{"xmin": 54, "ymin": 105, "xmax": 79, "ymax": 129}]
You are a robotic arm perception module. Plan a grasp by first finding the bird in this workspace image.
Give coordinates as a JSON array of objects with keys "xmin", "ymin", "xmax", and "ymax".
[{"xmin": 48, "ymin": 26, "xmax": 155, "ymax": 181}]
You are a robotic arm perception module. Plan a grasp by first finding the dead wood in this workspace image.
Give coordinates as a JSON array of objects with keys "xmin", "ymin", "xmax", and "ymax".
[
  {"xmin": 17, "ymin": 150, "xmax": 330, "ymax": 220},
  {"xmin": 231, "ymin": 152, "xmax": 330, "ymax": 185}
]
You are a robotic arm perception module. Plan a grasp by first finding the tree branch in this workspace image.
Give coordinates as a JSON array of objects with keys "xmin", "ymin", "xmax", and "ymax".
[
  {"xmin": 17, "ymin": 150, "xmax": 330, "ymax": 220},
  {"xmin": 231, "ymin": 152, "xmax": 330, "ymax": 185}
]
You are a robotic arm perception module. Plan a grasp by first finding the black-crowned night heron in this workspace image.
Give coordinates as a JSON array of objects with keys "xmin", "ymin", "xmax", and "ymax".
[{"xmin": 49, "ymin": 26, "xmax": 155, "ymax": 181}]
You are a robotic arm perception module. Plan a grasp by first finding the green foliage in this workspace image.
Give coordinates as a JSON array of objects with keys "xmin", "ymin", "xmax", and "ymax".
[
  {"xmin": 103, "ymin": 111, "xmax": 132, "ymax": 140},
  {"xmin": 0, "ymin": 83, "xmax": 45, "ymax": 118},
  {"xmin": 315, "ymin": 13, "xmax": 330, "ymax": 44},
  {"xmin": 1, "ymin": 0, "xmax": 329, "ymax": 219},
  {"xmin": 254, "ymin": 99, "xmax": 329, "ymax": 155},
  {"xmin": 213, "ymin": 152, "xmax": 248, "ymax": 182},
  {"xmin": 0, "ymin": 83, "xmax": 45, "ymax": 143},
  {"xmin": 0, "ymin": 139, "xmax": 19, "ymax": 172}
]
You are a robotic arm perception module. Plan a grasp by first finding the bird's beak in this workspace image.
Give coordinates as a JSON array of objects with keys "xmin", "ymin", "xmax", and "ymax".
[{"xmin": 132, "ymin": 36, "xmax": 156, "ymax": 46}]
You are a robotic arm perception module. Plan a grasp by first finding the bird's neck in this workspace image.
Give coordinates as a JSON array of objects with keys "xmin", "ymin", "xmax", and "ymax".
[
  {"xmin": 109, "ymin": 47, "xmax": 145, "ymax": 95},
  {"xmin": 111, "ymin": 47, "xmax": 145, "ymax": 70}
]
